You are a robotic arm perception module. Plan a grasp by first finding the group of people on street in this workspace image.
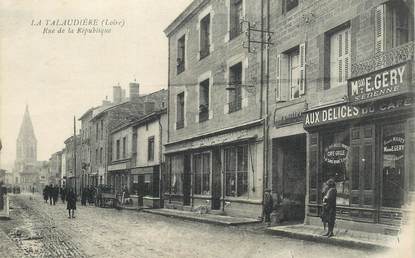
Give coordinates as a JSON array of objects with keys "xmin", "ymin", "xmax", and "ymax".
[
  {"xmin": 42, "ymin": 184, "xmax": 60, "ymax": 205},
  {"xmin": 42, "ymin": 185, "xmax": 77, "ymax": 218},
  {"xmin": 80, "ymin": 185, "xmax": 96, "ymax": 206}
]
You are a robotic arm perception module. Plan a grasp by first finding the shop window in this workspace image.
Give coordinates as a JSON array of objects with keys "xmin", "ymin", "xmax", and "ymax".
[
  {"xmin": 375, "ymin": 1, "xmax": 410, "ymax": 54},
  {"xmin": 225, "ymin": 145, "xmax": 248, "ymax": 197},
  {"xmin": 171, "ymin": 156, "xmax": 183, "ymax": 195},
  {"xmin": 148, "ymin": 136, "xmax": 155, "ymax": 161},
  {"xmin": 329, "ymin": 26, "xmax": 351, "ymax": 88},
  {"xmin": 282, "ymin": 0, "xmax": 298, "ymax": 14},
  {"xmin": 321, "ymin": 129, "xmax": 351, "ymax": 206},
  {"xmin": 228, "ymin": 62, "xmax": 242, "ymax": 113},
  {"xmin": 199, "ymin": 79, "xmax": 210, "ymax": 122},
  {"xmin": 200, "ymin": 14, "xmax": 211, "ymax": 59},
  {"xmin": 229, "ymin": 0, "xmax": 243, "ymax": 40},
  {"xmin": 176, "ymin": 92, "xmax": 185, "ymax": 129},
  {"xmin": 382, "ymin": 123, "xmax": 405, "ymax": 208},
  {"xmin": 193, "ymin": 153, "xmax": 211, "ymax": 195},
  {"xmin": 144, "ymin": 173, "xmax": 153, "ymax": 196},
  {"xmin": 177, "ymin": 35, "xmax": 186, "ymax": 74}
]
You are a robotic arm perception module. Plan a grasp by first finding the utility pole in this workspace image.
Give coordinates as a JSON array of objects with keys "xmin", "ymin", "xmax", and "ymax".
[{"xmin": 73, "ymin": 116, "xmax": 77, "ymax": 196}]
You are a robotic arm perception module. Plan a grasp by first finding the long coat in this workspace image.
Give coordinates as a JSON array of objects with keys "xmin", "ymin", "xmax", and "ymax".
[
  {"xmin": 322, "ymin": 187, "xmax": 337, "ymax": 224},
  {"xmin": 264, "ymin": 193, "xmax": 274, "ymax": 214},
  {"xmin": 66, "ymin": 191, "xmax": 77, "ymax": 210}
]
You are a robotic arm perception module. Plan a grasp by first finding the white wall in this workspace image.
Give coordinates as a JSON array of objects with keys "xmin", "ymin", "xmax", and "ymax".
[{"xmin": 136, "ymin": 119, "xmax": 160, "ymax": 167}]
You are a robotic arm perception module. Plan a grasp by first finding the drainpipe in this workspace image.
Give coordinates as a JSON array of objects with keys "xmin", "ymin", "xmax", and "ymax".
[{"xmin": 158, "ymin": 113, "xmax": 163, "ymax": 207}]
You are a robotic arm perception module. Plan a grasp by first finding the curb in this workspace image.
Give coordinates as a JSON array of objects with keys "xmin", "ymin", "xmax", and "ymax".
[
  {"xmin": 265, "ymin": 228, "xmax": 391, "ymax": 250},
  {"xmin": 142, "ymin": 209, "xmax": 261, "ymax": 226}
]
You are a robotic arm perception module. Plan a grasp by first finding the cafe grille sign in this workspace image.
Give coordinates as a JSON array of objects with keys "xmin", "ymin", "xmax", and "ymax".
[
  {"xmin": 383, "ymin": 136, "xmax": 405, "ymax": 161},
  {"xmin": 324, "ymin": 143, "xmax": 349, "ymax": 164},
  {"xmin": 348, "ymin": 62, "xmax": 411, "ymax": 104}
]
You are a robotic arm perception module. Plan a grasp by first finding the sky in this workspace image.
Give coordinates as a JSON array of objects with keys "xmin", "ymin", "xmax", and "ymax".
[{"xmin": 0, "ymin": 0, "xmax": 192, "ymax": 170}]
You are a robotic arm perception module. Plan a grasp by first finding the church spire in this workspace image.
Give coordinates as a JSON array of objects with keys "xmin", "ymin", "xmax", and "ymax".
[{"xmin": 18, "ymin": 105, "xmax": 36, "ymax": 141}]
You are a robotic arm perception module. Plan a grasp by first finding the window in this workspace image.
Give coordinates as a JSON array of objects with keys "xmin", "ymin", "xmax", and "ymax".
[
  {"xmin": 177, "ymin": 35, "xmax": 186, "ymax": 74},
  {"xmin": 144, "ymin": 173, "xmax": 153, "ymax": 196},
  {"xmin": 329, "ymin": 27, "xmax": 351, "ymax": 88},
  {"xmin": 99, "ymin": 147, "xmax": 103, "ymax": 165},
  {"xmin": 282, "ymin": 0, "xmax": 298, "ymax": 13},
  {"xmin": 96, "ymin": 123, "xmax": 99, "ymax": 141},
  {"xmin": 122, "ymin": 136, "xmax": 126, "ymax": 159},
  {"xmin": 95, "ymin": 148, "xmax": 98, "ymax": 164},
  {"xmin": 228, "ymin": 62, "xmax": 242, "ymax": 113},
  {"xmin": 100, "ymin": 120, "xmax": 104, "ymax": 140},
  {"xmin": 200, "ymin": 14, "xmax": 211, "ymax": 59},
  {"xmin": 288, "ymin": 49, "xmax": 300, "ymax": 100},
  {"xmin": 199, "ymin": 79, "xmax": 210, "ymax": 122},
  {"xmin": 375, "ymin": 1, "xmax": 409, "ymax": 54},
  {"xmin": 229, "ymin": 0, "xmax": 243, "ymax": 40},
  {"xmin": 116, "ymin": 139, "xmax": 120, "ymax": 160},
  {"xmin": 176, "ymin": 92, "xmax": 185, "ymax": 129},
  {"xmin": 148, "ymin": 136, "xmax": 155, "ymax": 161},
  {"xmin": 225, "ymin": 145, "xmax": 248, "ymax": 197},
  {"xmin": 193, "ymin": 153, "xmax": 211, "ymax": 195}
]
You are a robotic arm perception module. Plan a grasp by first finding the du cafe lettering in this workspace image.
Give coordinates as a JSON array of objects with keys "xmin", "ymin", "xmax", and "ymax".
[{"xmin": 303, "ymin": 62, "xmax": 415, "ymax": 232}]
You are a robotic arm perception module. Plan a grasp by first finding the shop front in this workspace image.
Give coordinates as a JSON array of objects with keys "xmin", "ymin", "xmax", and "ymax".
[
  {"xmin": 304, "ymin": 62, "xmax": 414, "ymax": 232},
  {"xmin": 164, "ymin": 125, "xmax": 264, "ymax": 218},
  {"xmin": 107, "ymin": 162, "xmax": 130, "ymax": 195},
  {"xmin": 130, "ymin": 166, "xmax": 160, "ymax": 208}
]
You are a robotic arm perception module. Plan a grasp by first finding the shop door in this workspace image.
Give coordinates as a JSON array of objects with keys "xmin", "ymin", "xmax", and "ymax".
[
  {"xmin": 183, "ymin": 154, "xmax": 191, "ymax": 206},
  {"xmin": 379, "ymin": 122, "xmax": 405, "ymax": 225},
  {"xmin": 349, "ymin": 125, "xmax": 376, "ymax": 222}
]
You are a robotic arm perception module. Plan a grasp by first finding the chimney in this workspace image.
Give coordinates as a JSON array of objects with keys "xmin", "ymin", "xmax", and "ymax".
[
  {"xmin": 144, "ymin": 101, "xmax": 155, "ymax": 114},
  {"xmin": 113, "ymin": 85, "xmax": 122, "ymax": 104},
  {"xmin": 129, "ymin": 82, "xmax": 140, "ymax": 102}
]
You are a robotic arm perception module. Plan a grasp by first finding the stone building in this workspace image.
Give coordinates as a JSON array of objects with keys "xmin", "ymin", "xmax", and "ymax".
[
  {"xmin": 48, "ymin": 151, "xmax": 62, "ymax": 185},
  {"xmin": 64, "ymin": 135, "xmax": 82, "ymax": 194},
  {"xmin": 164, "ymin": 0, "xmax": 266, "ymax": 218},
  {"xmin": 78, "ymin": 108, "xmax": 95, "ymax": 188},
  {"xmin": 264, "ymin": 0, "xmax": 414, "ymax": 233}
]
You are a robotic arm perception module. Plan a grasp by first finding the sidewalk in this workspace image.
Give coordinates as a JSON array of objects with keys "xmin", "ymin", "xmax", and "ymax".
[
  {"xmin": 142, "ymin": 208, "xmax": 261, "ymax": 226},
  {"xmin": 266, "ymin": 224, "xmax": 398, "ymax": 249}
]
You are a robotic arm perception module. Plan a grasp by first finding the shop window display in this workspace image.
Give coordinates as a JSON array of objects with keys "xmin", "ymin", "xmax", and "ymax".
[
  {"xmin": 321, "ymin": 129, "xmax": 351, "ymax": 206},
  {"xmin": 225, "ymin": 145, "xmax": 248, "ymax": 197}
]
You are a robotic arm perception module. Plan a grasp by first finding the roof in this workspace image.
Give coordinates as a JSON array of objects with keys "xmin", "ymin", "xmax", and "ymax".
[
  {"xmin": 18, "ymin": 105, "xmax": 37, "ymax": 141},
  {"xmin": 110, "ymin": 108, "xmax": 167, "ymax": 134},
  {"xmin": 78, "ymin": 107, "xmax": 95, "ymax": 121},
  {"xmin": 164, "ymin": 0, "xmax": 207, "ymax": 37}
]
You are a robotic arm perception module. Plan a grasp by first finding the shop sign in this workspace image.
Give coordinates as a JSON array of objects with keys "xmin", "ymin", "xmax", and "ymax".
[
  {"xmin": 348, "ymin": 62, "xmax": 411, "ymax": 103},
  {"xmin": 304, "ymin": 96, "xmax": 414, "ymax": 128},
  {"xmin": 383, "ymin": 136, "xmax": 405, "ymax": 160},
  {"xmin": 324, "ymin": 143, "xmax": 349, "ymax": 164},
  {"xmin": 273, "ymin": 103, "xmax": 304, "ymax": 128}
]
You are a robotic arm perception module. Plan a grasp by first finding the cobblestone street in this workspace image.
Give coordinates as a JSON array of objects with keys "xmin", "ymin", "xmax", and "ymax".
[{"xmin": 0, "ymin": 194, "xmax": 389, "ymax": 258}]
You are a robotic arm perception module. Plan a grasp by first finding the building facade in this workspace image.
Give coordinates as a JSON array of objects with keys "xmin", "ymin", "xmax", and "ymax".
[
  {"xmin": 48, "ymin": 151, "xmax": 62, "ymax": 186},
  {"xmin": 132, "ymin": 109, "xmax": 167, "ymax": 208},
  {"xmin": 79, "ymin": 108, "xmax": 95, "ymax": 188},
  {"xmin": 164, "ymin": 0, "xmax": 266, "ymax": 218},
  {"xmin": 64, "ymin": 135, "xmax": 82, "ymax": 194}
]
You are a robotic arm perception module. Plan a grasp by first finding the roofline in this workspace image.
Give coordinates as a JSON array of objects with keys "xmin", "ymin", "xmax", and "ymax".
[
  {"xmin": 164, "ymin": 0, "xmax": 207, "ymax": 37},
  {"xmin": 78, "ymin": 107, "xmax": 95, "ymax": 121},
  {"xmin": 110, "ymin": 108, "xmax": 167, "ymax": 134}
]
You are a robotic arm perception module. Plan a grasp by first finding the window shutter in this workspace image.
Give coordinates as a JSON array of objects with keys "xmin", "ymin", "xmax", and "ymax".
[
  {"xmin": 299, "ymin": 43, "xmax": 306, "ymax": 95},
  {"xmin": 276, "ymin": 54, "xmax": 281, "ymax": 101},
  {"xmin": 344, "ymin": 29, "xmax": 350, "ymax": 80},
  {"xmin": 375, "ymin": 4, "xmax": 385, "ymax": 54}
]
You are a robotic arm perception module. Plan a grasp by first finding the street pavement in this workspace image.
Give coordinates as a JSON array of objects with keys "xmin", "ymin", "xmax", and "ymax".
[{"xmin": 0, "ymin": 194, "xmax": 394, "ymax": 258}]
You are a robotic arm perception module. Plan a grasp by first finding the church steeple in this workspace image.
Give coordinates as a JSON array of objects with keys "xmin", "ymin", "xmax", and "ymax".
[
  {"xmin": 16, "ymin": 105, "xmax": 37, "ymax": 163},
  {"xmin": 18, "ymin": 105, "xmax": 36, "ymax": 142}
]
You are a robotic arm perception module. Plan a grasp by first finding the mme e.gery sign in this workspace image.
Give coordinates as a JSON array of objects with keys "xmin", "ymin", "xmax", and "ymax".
[{"xmin": 347, "ymin": 62, "xmax": 411, "ymax": 103}]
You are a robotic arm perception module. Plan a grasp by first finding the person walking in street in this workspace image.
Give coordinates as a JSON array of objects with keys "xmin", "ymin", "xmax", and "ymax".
[
  {"xmin": 320, "ymin": 181, "xmax": 329, "ymax": 231},
  {"xmin": 43, "ymin": 186, "xmax": 49, "ymax": 203},
  {"xmin": 263, "ymin": 188, "xmax": 273, "ymax": 225},
  {"xmin": 322, "ymin": 178, "xmax": 337, "ymax": 237},
  {"xmin": 81, "ymin": 187, "xmax": 87, "ymax": 206},
  {"xmin": 66, "ymin": 188, "xmax": 77, "ymax": 218},
  {"xmin": 52, "ymin": 185, "xmax": 58, "ymax": 205},
  {"xmin": 60, "ymin": 187, "xmax": 66, "ymax": 203},
  {"xmin": 48, "ymin": 184, "xmax": 53, "ymax": 205}
]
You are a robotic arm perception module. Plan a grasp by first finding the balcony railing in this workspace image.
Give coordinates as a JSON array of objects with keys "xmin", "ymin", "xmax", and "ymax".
[
  {"xmin": 199, "ymin": 109, "xmax": 209, "ymax": 122},
  {"xmin": 351, "ymin": 41, "xmax": 414, "ymax": 77}
]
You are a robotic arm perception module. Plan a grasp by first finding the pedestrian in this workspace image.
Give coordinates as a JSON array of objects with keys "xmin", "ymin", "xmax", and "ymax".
[
  {"xmin": 263, "ymin": 188, "xmax": 273, "ymax": 225},
  {"xmin": 66, "ymin": 188, "xmax": 77, "ymax": 218},
  {"xmin": 48, "ymin": 184, "xmax": 53, "ymax": 205},
  {"xmin": 52, "ymin": 185, "xmax": 59, "ymax": 205},
  {"xmin": 60, "ymin": 187, "xmax": 66, "ymax": 203},
  {"xmin": 322, "ymin": 178, "xmax": 337, "ymax": 237},
  {"xmin": 43, "ymin": 186, "xmax": 49, "ymax": 203},
  {"xmin": 320, "ymin": 181, "xmax": 329, "ymax": 231},
  {"xmin": 81, "ymin": 187, "xmax": 87, "ymax": 206}
]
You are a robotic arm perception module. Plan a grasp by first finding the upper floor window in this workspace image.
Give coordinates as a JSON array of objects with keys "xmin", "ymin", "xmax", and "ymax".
[
  {"xmin": 177, "ymin": 35, "xmax": 186, "ymax": 74},
  {"xmin": 96, "ymin": 123, "xmax": 99, "ymax": 141},
  {"xmin": 176, "ymin": 92, "xmax": 185, "ymax": 129},
  {"xmin": 147, "ymin": 136, "xmax": 155, "ymax": 161},
  {"xmin": 229, "ymin": 0, "xmax": 243, "ymax": 40},
  {"xmin": 329, "ymin": 27, "xmax": 351, "ymax": 88},
  {"xmin": 100, "ymin": 120, "xmax": 104, "ymax": 140},
  {"xmin": 288, "ymin": 49, "xmax": 300, "ymax": 100},
  {"xmin": 200, "ymin": 14, "xmax": 211, "ymax": 59},
  {"xmin": 122, "ymin": 136, "xmax": 126, "ymax": 159},
  {"xmin": 199, "ymin": 79, "xmax": 210, "ymax": 122},
  {"xmin": 282, "ymin": 0, "xmax": 298, "ymax": 14},
  {"xmin": 116, "ymin": 139, "xmax": 120, "ymax": 160},
  {"xmin": 99, "ymin": 147, "xmax": 103, "ymax": 164},
  {"xmin": 229, "ymin": 62, "xmax": 242, "ymax": 113},
  {"xmin": 375, "ymin": 1, "xmax": 409, "ymax": 54}
]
